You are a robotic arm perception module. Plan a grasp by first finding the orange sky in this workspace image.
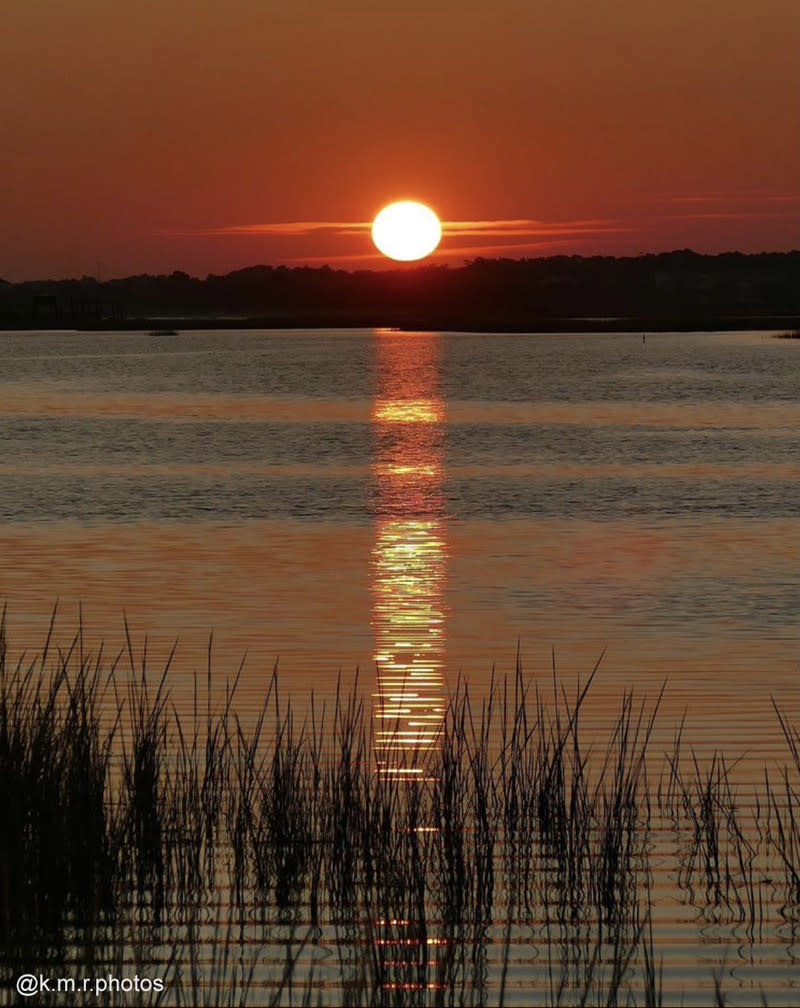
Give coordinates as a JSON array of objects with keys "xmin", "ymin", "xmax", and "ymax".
[{"xmin": 1, "ymin": 0, "xmax": 797, "ymax": 280}]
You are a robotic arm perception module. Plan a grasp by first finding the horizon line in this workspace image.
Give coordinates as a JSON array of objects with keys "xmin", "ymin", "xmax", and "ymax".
[{"xmin": 4, "ymin": 246, "xmax": 800, "ymax": 285}]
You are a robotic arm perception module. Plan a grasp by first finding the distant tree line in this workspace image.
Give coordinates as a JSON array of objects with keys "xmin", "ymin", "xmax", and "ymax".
[{"xmin": 1, "ymin": 250, "xmax": 799, "ymax": 330}]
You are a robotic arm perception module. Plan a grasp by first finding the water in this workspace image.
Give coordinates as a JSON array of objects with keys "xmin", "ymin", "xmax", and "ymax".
[
  {"xmin": 0, "ymin": 327, "xmax": 797, "ymax": 1004},
  {"xmin": 0, "ymin": 328, "xmax": 795, "ymax": 732}
]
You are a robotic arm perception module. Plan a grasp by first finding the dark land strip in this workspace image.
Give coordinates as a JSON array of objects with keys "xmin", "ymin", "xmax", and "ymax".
[{"xmin": 3, "ymin": 250, "xmax": 799, "ymax": 332}]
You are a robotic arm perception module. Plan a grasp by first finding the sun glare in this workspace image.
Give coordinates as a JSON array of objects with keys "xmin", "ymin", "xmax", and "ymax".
[{"xmin": 372, "ymin": 201, "xmax": 441, "ymax": 262}]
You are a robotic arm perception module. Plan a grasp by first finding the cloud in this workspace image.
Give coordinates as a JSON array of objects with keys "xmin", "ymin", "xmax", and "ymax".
[
  {"xmin": 659, "ymin": 192, "xmax": 799, "ymax": 205},
  {"xmin": 285, "ymin": 233, "xmax": 627, "ymax": 266},
  {"xmin": 183, "ymin": 221, "xmax": 371, "ymax": 237},
  {"xmin": 166, "ymin": 215, "xmax": 638, "ymax": 266},
  {"xmin": 431, "ymin": 235, "xmax": 627, "ymax": 257},
  {"xmin": 667, "ymin": 211, "xmax": 792, "ymax": 222},
  {"xmin": 440, "ymin": 219, "xmax": 628, "ymax": 239},
  {"xmin": 178, "ymin": 216, "xmax": 626, "ymax": 241},
  {"xmin": 441, "ymin": 217, "xmax": 617, "ymax": 234}
]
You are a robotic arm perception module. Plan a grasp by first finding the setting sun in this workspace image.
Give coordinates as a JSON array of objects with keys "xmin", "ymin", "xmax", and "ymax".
[{"xmin": 371, "ymin": 201, "xmax": 441, "ymax": 262}]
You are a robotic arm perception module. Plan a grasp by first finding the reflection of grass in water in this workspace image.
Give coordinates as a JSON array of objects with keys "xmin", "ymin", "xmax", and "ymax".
[{"xmin": 0, "ymin": 608, "xmax": 797, "ymax": 1006}]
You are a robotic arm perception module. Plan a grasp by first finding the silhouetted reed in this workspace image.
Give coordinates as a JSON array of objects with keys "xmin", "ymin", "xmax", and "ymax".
[
  {"xmin": 0, "ymin": 610, "xmax": 796, "ymax": 1006},
  {"xmin": 766, "ymin": 701, "xmax": 800, "ymax": 912},
  {"xmin": 0, "ymin": 606, "xmax": 117, "ymax": 973}
]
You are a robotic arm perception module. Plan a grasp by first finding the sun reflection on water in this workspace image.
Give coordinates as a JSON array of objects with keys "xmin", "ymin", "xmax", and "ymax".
[{"xmin": 371, "ymin": 332, "xmax": 447, "ymax": 780}]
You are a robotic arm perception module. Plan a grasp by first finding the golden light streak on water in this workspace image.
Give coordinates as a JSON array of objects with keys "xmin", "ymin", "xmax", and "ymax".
[
  {"xmin": 371, "ymin": 332, "xmax": 447, "ymax": 780},
  {"xmin": 373, "ymin": 398, "xmax": 445, "ymax": 424},
  {"xmin": 372, "ymin": 517, "xmax": 447, "ymax": 775}
]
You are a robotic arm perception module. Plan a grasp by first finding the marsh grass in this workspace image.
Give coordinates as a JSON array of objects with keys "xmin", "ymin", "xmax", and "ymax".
[
  {"xmin": 0, "ymin": 610, "xmax": 797, "ymax": 1006},
  {"xmin": 0, "ymin": 606, "xmax": 117, "ymax": 970},
  {"xmin": 766, "ymin": 701, "xmax": 800, "ymax": 913}
]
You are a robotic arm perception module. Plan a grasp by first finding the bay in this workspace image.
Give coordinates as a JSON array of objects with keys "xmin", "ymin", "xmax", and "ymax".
[{"xmin": 0, "ymin": 326, "xmax": 797, "ymax": 1005}]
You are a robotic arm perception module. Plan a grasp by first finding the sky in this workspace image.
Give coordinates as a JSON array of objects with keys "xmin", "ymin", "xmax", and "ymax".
[{"xmin": 1, "ymin": 0, "xmax": 798, "ymax": 281}]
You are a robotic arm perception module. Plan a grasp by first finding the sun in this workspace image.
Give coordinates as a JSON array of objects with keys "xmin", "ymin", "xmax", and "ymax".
[{"xmin": 372, "ymin": 201, "xmax": 442, "ymax": 262}]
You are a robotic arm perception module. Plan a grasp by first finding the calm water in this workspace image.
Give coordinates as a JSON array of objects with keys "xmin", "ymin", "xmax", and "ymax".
[{"xmin": 0, "ymin": 327, "xmax": 798, "ymax": 1004}]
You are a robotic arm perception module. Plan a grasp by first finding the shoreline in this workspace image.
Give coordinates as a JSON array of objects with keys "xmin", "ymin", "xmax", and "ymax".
[{"xmin": 3, "ymin": 312, "xmax": 800, "ymax": 333}]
